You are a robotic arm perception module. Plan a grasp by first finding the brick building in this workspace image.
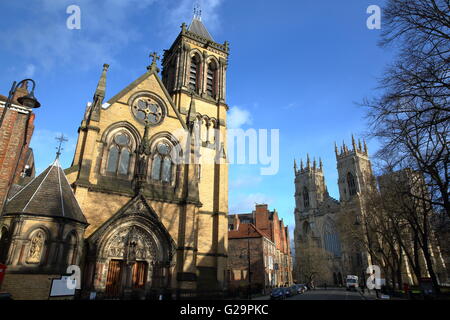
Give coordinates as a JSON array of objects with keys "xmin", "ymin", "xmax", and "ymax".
[
  {"xmin": 0, "ymin": 83, "xmax": 36, "ymax": 212},
  {"xmin": 227, "ymin": 204, "xmax": 293, "ymax": 294}
]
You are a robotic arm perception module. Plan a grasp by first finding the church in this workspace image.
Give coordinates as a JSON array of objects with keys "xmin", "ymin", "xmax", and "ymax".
[{"xmin": 0, "ymin": 15, "xmax": 230, "ymax": 299}]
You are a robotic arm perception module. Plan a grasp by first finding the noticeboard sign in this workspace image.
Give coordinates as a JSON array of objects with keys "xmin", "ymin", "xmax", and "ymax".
[{"xmin": 49, "ymin": 276, "xmax": 76, "ymax": 297}]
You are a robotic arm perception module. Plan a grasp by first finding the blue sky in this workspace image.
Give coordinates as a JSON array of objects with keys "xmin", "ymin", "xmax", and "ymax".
[{"xmin": 0, "ymin": 0, "xmax": 395, "ymax": 236}]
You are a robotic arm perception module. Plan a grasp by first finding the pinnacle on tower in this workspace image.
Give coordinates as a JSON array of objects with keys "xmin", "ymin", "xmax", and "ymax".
[
  {"xmin": 319, "ymin": 158, "xmax": 323, "ymax": 170},
  {"xmin": 89, "ymin": 63, "xmax": 109, "ymax": 122},
  {"xmin": 307, "ymin": 154, "xmax": 311, "ymax": 168},
  {"xmin": 294, "ymin": 159, "xmax": 298, "ymax": 173},
  {"xmin": 335, "ymin": 142, "xmax": 339, "ymax": 157},
  {"xmin": 364, "ymin": 139, "xmax": 368, "ymax": 154},
  {"xmin": 300, "ymin": 159, "xmax": 304, "ymax": 170},
  {"xmin": 352, "ymin": 134, "xmax": 357, "ymax": 151},
  {"xmin": 94, "ymin": 64, "xmax": 109, "ymax": 99},
  {"xmin": 313, "ymin": 157, "xmax": 317, "ymax": 170},
  {"xmin": 358, "ymin": 139, "xmax": 362, "ymax": 152}
]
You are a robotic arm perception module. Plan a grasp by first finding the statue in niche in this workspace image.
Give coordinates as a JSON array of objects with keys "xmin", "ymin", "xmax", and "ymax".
[{"xmin": 27, "ymin": 231, "xmax": 45, "ymax": 264}]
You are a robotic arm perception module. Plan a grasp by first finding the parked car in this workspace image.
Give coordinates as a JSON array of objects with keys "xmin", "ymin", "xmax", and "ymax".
[
  {"xmin": 0, "ymin": 293, "xmax": 12, "ymax": 300},
  {"xmin": 270, "ymin": 288, "xmax": 286, "ymax": 300},
  {"xmin": 284, "ymin": 286, "xmax": 296, "ymax": 297},
  {"xmin": 295, "ymin": 284, "xmax": 306, "ymax": 294}
]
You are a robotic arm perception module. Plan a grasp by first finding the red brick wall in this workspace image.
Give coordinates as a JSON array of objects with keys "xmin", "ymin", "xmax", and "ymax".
[{"xmin": 0, "ymin": 106, "xmax": 35, "ymax": 209}]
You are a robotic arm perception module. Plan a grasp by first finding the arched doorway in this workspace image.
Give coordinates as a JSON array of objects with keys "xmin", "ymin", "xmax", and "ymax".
[{"xmin": 89, "ymin": 214, "xmax": 176, "ymax": 298}]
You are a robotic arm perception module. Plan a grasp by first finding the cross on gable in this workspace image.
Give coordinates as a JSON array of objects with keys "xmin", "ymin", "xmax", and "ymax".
[{"xmin": 150, "ymin": 52, "xmax": 160, "ymax": 64}]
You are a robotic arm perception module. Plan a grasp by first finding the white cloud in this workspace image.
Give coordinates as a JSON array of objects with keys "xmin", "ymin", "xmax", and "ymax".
[
  {"xmin": 228, "ymin": 106, "xmax": 252, "ymax": 129},
  {"xmin": 1, "ymin": 0, "xmax": 159, "ymax": 72},
  {"xmin": 24, "ymin": 64, "xmax": 36, "ymax": 78},
  {"xmin": 1, "ymin": 1, "xmax": 225, "ymax": 73},
  {"xmin": 230, "ymin": 193, "xmax": 274, "ymax": 214}
]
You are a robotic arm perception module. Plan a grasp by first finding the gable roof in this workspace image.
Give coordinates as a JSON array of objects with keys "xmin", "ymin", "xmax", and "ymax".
[
  {"xmin": 4, "ymin": 159, "xmax": 87, "ymax": 224},
  {"xmin": 188, "ymin": 18, "xmax": 214, "ymax": 41},
  {"xmin": 106, "ymin": 68, "xmax": 187, "ymax": 130},
  {"xmin": 229, "ymin": 223, "xmax": 270, "ymax": 240}
]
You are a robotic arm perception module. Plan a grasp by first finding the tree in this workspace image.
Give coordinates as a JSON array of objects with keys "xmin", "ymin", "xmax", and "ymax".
[
  {"xmin": 297, "ymin": 239, "xmax": 333, "ymax": 285},
  {"xmin": 364, "ymin": 0, "xmax": 449, "ymax": 220}
]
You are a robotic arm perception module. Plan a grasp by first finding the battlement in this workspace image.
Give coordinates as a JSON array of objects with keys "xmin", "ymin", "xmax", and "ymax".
[
  {"xmin": 335, "ymin": 135, "xmax": 368, "ymax": 159},
  {"xmin": 294, "ymin": 154, "xmax": 323, "ymax": 176}
]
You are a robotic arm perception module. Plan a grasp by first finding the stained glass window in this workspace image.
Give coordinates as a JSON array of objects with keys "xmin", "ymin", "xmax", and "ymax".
[
  {"xmin": 118, "ymin": 149, "xmax": 130, "ymax": 175},
  {"xmin": 150, "ymin": 142, "xmax": 173, "ymax": 184},
  {"xmin": 106, "ymin": 132, "xmax": 133, "ymax": 177},
  {"xmin": 162, "ymin": 158, "xmax": 172, "ymax": 183},
  {"xmin": 107, "ymin": 146, "xmax": 119, "ymax": 173},
  {"xmin": 151, "ymin": 155, "xmax": 162, "ymax": 180}
]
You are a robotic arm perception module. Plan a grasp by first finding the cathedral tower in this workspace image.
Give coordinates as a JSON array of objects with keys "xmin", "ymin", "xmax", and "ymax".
[
  {"xmin": 335, "ymin": 136, "xmax": 375, "ymax": 203},
  {"xmin": 63, "ymin": 12, "xmax": 230, "ymax": 298},
  {"xmin": 294, "ymin": 156, "xmax": 327, "ymax": 215}
]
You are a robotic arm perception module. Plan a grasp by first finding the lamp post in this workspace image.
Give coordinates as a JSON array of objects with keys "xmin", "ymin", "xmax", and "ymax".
[
  {"xmin": 0, "ymin": 79, "xmax": 40, "ymax": 212},
  {"xmin": 0, "ymin": 79, "xmax": 41, "ymax": 128}
]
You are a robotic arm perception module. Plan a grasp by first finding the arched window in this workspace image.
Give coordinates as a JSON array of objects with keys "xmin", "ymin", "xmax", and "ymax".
[
  {"xmin": 347, "ymin": 172, "xmax": 357, "ymax": 196},
  {"xmin": 106, "ymin": 132, "xmax": 132, "ymax": 176},
  {"xmin": 323, "ymin": 220, "xmax": 341, "ymax": 257},
  {"xmin": 206, "ymin": 61, "xmax": 217, "ymax": 98},
  {"xmin": 189, "ymin": 55, "xmax": 201, "ymax": 93},
  {"xmin": 150, "ymin": 142, "xmax": 173, "ymax": 184},
  {"xmin": 303, "ymin": 187, "xmax": 310, "ymax": 208},
  {"xmin": 26, "ymin": 230, "xmax": 46, "ymax": 264},
  {"xmin": 66, "ymin": 233, "xmax": 78, "ymax": 266},
  {"xmin": 0, "ymin": 227, "xmax": 9, "ymax": 264}
]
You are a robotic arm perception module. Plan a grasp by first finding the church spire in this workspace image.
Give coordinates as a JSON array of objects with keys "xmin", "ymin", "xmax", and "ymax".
[{"xmin": 188, "ymin": 2, "xmax": 214, "ymax": 41}]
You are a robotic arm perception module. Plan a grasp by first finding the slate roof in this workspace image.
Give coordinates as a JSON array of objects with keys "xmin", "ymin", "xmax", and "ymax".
[
  {"xmin": 188, "ymin": 18, "xmax": 214, "ymax": 41},
  {"xmin": 4, "ymin": 159, "xmax": 87, "ymax": 224}
]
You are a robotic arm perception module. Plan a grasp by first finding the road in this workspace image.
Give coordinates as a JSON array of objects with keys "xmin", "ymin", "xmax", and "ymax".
[
  {"xmin": 287, "ymin": 288, "xmax": 366, "ymax": 300},
  {"xmin": 254, "ymin": 288, "xmax": 371, "ymax": 300}
]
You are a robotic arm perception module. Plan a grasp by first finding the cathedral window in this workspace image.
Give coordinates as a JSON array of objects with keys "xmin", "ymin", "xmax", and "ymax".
[
  {"xmin": 206, "ymin": 61, "xmax": 217, "ymax": 98},
  {"xmin": 106, "ymin": 132, "xmax": 132, "ymax": 176},
  {"xmin": 150, "ymin": 142, "xmax": 173, "ymax": 184},
  {"xmin": 189, "ymin": 55, "xmax": 201, "ymax": 93},
  {"xmin": 303, "ymin": 187, "xmax": 310, "ymax": 208},
  {"xmin": 347, "ymin": 172, "xmax": 357, "ymax": 196}
]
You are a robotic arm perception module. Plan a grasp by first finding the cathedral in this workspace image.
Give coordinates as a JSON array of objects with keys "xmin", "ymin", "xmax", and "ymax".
[
  {"xmin": 293, "ymin": 137, "xmax": 375, "ymax": 285},
  {"xmin": 0, "ymin": 15, "xmax": 230, "ymax": 299}
]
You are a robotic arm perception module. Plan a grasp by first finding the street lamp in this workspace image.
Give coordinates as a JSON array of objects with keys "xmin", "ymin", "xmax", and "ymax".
[
  {"xmin": 0, "ymin": 79, "xmax": 40, "ymax": 212},
  {"xmin": 0, "ymin": 79, "xmax": 41, "ymax": 128}
]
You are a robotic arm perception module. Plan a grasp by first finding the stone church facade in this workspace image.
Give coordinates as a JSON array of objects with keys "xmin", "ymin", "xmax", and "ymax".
[
  {"xmin": 293, "ymin": 137, "xmax": 374, "ymax": 285},
  {"xmin": 0, "ymin": 16, "xmax": 230, "ymax": 299}
]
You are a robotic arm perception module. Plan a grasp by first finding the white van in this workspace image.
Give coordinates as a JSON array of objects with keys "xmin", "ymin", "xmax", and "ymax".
[{"xmin": 346, "ymin": 275, "xmax": 359, "ymax": 291}]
